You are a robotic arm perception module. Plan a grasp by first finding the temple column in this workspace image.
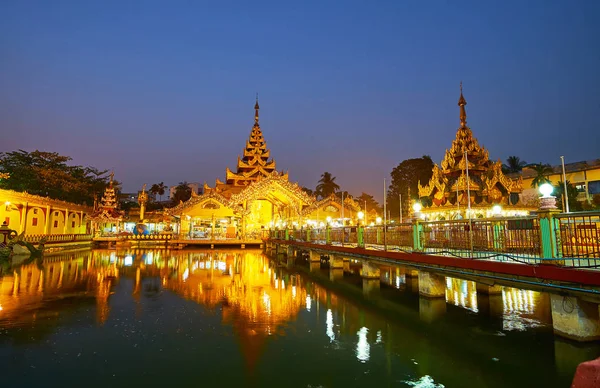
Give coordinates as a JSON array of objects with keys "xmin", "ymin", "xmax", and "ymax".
[
  {"xmin": 418, "ymin": 271, "xmax": 446, "ymax": 298},
  {"xmin": 64, "ymin": 209, "xmax": 69, "ymax": 234},
  {"xmin": 19, "ymin": 203, "xmax": 28, "ymax": 234},
  {"xmin": 550, "ymin": 294, "xmax": 600, "ymax": 342},
  {"xmin": 44, "ymin": 205, "xmax": 52, "ymax": 235}
]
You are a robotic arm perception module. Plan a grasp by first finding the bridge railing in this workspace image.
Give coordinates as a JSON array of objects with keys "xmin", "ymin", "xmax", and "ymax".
[
  {"xmin": 420, "ymin": 217, "xmax": 541, "ymax": 258},
  {"xmin": 23, "ymin": 233, "xmax": 93, "ymax": 244},
  {"xmin": 555, "ymin": 212, "xmax": 600, "ymax": 265},
  {"xmin": 330, "ymin": 227, "xmax": 357, "ymax": 245}
]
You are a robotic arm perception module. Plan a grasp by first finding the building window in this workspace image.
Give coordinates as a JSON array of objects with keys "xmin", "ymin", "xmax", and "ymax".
[
  {"xmin": 32, "ymin": 218, "xmax": 38, "ymax": 226},
  {"xmin": 55, "ymin": 211, "xmax": 59, "ymax": 216},
  {"xmin": 72, "ymin": 221, "xmax": 75, "ymax": 228},
  {"xmin": 575, "ymin": 183, "xmax": 586, "ymax": 193},
  {"xmin": 54, "ymin": 220, "xmax": 58, "ymax": 228},
  {"xmin": 33, "ymin": 208, "xmax": 38, "ymax": 214},
  {"xmin": 588, "ymin": 181, "xmax": 600, "ymax": 195}
]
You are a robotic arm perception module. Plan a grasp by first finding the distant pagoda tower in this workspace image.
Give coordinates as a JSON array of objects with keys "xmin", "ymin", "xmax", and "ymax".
[
  {"xmin": 225, "ymin": 96, "xmax": 277, "ymax": 185},
  {"xmin": 417, "ymin": 84, "xmax": 530, "ymax": 219},
  {"xmin": 89, "ymin": 172, "xmax": 124, "ymax": 234}
]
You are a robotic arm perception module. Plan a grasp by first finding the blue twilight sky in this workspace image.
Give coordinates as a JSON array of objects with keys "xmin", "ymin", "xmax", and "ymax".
[{"xmin": 1, "ymin": 0, "xmax": 599, "ymax": 200}]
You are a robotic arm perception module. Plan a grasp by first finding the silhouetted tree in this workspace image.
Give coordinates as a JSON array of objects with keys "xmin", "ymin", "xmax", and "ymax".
[
  {"xmin": 503, "ymin": 156, "xmax": 527, "ymax": 174},
  {"xmin": 0, "ymin": 149, "xmax": 114, "ymax": 206},
  {"xmin": 528, "ymin": 163, "xmax": 554, "ymax": 188},
  {"xmin": 315, "ymin": 172, "xmax": 340, "ymax": 199},
  {"xmin": 171, "ymin": 181, "xmax": 192, "ymax": 205},
  {"xmin": 150, "ymin": 182, "xmax": 167, "ymax": 202},
  {"xmin": 387, "ymin": 156, "xmax": 434, "ymax": 219}
]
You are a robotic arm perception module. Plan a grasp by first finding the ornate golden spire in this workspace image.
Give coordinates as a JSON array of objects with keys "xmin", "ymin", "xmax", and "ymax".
[
  {"xmin": 458, "ymin": 81, "xmax": 467, "ymax": 128},
  {"xmin": 254, "ymin": 93, "xmax": 259, "ymax": 126}
]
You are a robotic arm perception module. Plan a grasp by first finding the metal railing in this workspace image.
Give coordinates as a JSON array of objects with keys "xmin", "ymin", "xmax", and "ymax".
[
  {"xmin": 23, "ymin": 233, "xmax": 93, "ymax": 244},
  {"xmin": 555, "ymin": 212, "xmax": 600, "ymax": 264},
  {"xmin": 420, "ymin": 217, "xmax": 541, "ymax": 258}
]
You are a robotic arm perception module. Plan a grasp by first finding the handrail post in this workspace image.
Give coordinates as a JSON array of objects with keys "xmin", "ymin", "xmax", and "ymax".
[
  {"xmin": 537, "ymin": 209, "xmax": 562, "ymax": 260},
  {"xmin": 326, "ymin": 224, "xmax": 331, "ymax": 245},
  {"xmin": 357, "ymin": 225, "xmax": 365, "ymax": 248},
  {"xmin": 376, "ymin": 226, "xmax": 382, "ymax": 245},
  {"xmin": 492, "ymin": 220, "xmax": 503, "ymax": 251},
  {"xmin": 285, "ymin": 228, "xmax": 289, "ymax": 241},
  {"xmin": 306, "ymin": 228, "xmax": 311, "ymax": 243},
  {"xmin": 412, "ymin": 219, "xmax": 423, "ymax": 252}
]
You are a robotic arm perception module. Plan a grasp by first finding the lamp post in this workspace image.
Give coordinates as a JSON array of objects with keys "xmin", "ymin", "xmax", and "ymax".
[
  {"xmin": 539, "ymin": 183, "xmax": 557, "ymax": 210},
  {"xmin": 357, "ymin": 211, "xmax": 364, "ymax": 226},
  {"xmin": 412, "ymin": 202, "xmax": 422, "ymax": 220},
  {"xmin": 492, "ymin": 205, "xmax": 502, "ymax": 217},
  {"xmin": 560, "ymin": 156, "xmax": 569, "ymax": 213}
]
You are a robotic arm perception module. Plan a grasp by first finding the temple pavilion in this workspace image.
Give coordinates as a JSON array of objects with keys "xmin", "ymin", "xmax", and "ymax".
[
  {"xmin": 88, "ymin": 172, "xmax": 124, "ymax": 235},
  {"xmin": 168, "ymin": 98, "xmax": 362, "ymax": 239},
  {"xmin": 417, "ymin": 86, "xmax": 535, "ymax": 220}
]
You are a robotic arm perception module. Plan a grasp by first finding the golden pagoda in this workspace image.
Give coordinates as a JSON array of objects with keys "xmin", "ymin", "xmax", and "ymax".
[
  {"xmin": 169, "ymin": 98, "xmax": 317, "ymax": 238},
  {"xmin": 417, "ymin": 85, "xmax": 534, "ymax": 220},
  {"xmin": 88, "ymin": 172, "xmax": 124, "ymax": 234}
]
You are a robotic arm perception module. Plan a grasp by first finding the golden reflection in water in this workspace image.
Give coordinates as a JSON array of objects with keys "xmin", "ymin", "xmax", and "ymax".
[
  {"xmin": 0, "ymin": 252, "xmax": 106, "ymax": 326},
  {"xmin": 445, "ymin": 278, "xmax": 478, "ymax": 312}
]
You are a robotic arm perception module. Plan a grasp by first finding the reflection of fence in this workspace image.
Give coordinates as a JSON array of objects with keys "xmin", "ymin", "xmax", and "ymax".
[
  {"xmin": 555, "ymin": 212, "xmax": 600, "ymax": 259},
  {"xmin": 24, "ymin": 234, "xmax": 93, "ymax": 244}
]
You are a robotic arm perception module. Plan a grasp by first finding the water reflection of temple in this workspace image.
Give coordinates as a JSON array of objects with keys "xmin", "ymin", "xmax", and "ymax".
[{"xmin": 162, "ymin": 251, "xmax": 307, "ymax": 370}]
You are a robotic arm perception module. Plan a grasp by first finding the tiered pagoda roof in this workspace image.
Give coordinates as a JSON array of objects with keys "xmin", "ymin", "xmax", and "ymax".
[
  {"xmin": 206, "ymin": 97, "xmax": 277, "ymax": 198},
  {"xmin": 89, "ymin": 172, "xmax": 123, "ymax": 223},
  {"xmin": 418, "ymin": 85, "xmax": 528, "ymax": 217}
]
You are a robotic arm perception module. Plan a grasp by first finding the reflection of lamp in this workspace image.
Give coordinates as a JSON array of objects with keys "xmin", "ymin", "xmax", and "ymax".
[
  {"xmin": 538, "ymin": 183, "xmax": 557, "ymax": 210},
  {"xmin": 492, "ymin": 205, "xmax": 502, "ymax": 217}
]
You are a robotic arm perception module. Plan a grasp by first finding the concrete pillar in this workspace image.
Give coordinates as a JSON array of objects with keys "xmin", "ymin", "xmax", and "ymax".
[
  {"xmin": 363, "ymin": 278, "xmax": 380, "ymax": 298},
  {"xmin": 286, "ymin": 256, "xmax": 295, "ymax": 269},
  {"xmin": 330, "ymin": 255, "xmax": 344, "ymax": 269},
  {"xmin": 406, "ymin": 276, "xmax": 419, "ymax": 293},
  {"xmin": 309, "ymin": 261, "xmax": 320, "ymax": 272},
  {"xmin": 44, "ymin": 205, "xmax": 52, "ymax": 234},
  {"xmin": 550, "ymin": 294, "xmax": 600, "ymax": 341},
  {"xmin": 309, "ymin": 250, "xmax": 320, "ymax": 263},
  {"xmin": 476, "ymin": 283, "xmax": 503, "ymax": 295},
  {"xmin": 405, "ymin": 269, "xmax": 419, "ymax": 278},
  {"xmin": 477, "ymin": 293, "xmax": 504, "ymax": 318},
  {"xmin": 361, "ymin": 262, "xmax": 380, "ymax": 279},
  {"xmin": 343, "ymin": 258, "xmax": 350, "ymax": 272},
  {"xmin": 329, "ymin": 268, "xmax": 344, "ymax": 281},
  {"xmin": 554, "ymin": 337, "xmax": 600, "ymax": 379},
  {"xmin": 63, "ymin": 209, "xmax": 69, "ymax": 234},
  {"xmin": 419, "ymin": 297, "xmax": 447, "ymax": 323},
  {"xmin": 418, "ymin": 271, "xmax": 446, "ymax": 298}
]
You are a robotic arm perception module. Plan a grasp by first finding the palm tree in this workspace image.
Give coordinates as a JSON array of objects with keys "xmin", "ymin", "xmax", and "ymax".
[
  {"xmin": 150, "ymin": 182, "xmax": 167, "ymax": 202},
  {"xmin": 528, "ymin": 163, "xmax": 554, "ymax": 188},
  {"xmin": 315, "ymin": 172, "xmax": 340, "ymax": 199},
  {"xmin": 503, "ymin": 156, "xmax": 527, "ymax": 174}
]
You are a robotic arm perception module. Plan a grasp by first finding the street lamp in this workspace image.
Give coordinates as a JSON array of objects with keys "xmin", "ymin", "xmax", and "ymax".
[
  {"xmin": 538, "ymin": 183, "xmax": 557, "ymax": 210},
  {"xmin": 412, "ymin": 202, "xmax": 422, "ymax": 220},
  {"xmin": 357, "ymin": 211, "xmax": 364, "ymax": 225},
  {"xmin": 326, "ymin": 216, "xmax": 332, "ymax": 225},
  {"xmin": 375, "ymin": 216, "xmax": 382, "ymax": 225},
  {"xmin": 492, "ymin": 205, "xmax": 502, "ymax": 217}
]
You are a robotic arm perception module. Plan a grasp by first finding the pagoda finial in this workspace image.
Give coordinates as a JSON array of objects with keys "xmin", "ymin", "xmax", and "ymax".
[
  {"xmin": 254, "ymin": 94, "xmax": 260, "ymax": 126},
  {"xmin": 458, "ymin": 82, "xmax": 467, "ymax": 128},
  {"xmin": 109, "ymin": 171, "xmax": 114, "ymax": 186}
]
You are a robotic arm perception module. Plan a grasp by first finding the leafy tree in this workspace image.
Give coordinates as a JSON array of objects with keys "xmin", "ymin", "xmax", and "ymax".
[
  {"xmin": 150, "ymin": 182, "xmax": 167, "ymax": 202},
  {"xmin": 0, "ymin": 150, "xmax": 114, "ymax": 206},
  {"xmin": 315, "ymin": 172, "xmax": 340, "ymax": 199},
  {"xmin": 555, "ymin": 181, "xmax": 583, "ymax": 211},
  {"xmin": 528, "ymin": 163, "xmax": 554, "ymax": 188},
  {"xmin": 356, "ymin": 192, "xmax": 381, "ymax": 213},
  {"xmin": 387, "ymin": 156, "xmax": 434, "ymax": 218},
  {"xmin": 502, "ymin": 156, "xmax": 527, "ymax": 174},
  {"xmin": 171, "ymin": 181, "xmax": 192, "ymax": 205}
]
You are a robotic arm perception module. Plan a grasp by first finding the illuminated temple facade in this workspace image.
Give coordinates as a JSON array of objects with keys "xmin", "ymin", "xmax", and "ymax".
[
  {"xmin": 169, "ymin": 99, "xmax": 361, "ymax": 238},
  {"xmin": 417, "ymin": 87, "xmax": 535, "ymax": 220}
]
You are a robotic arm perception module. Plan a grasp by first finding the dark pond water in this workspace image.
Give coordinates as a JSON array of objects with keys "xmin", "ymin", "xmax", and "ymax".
[{"xmin": 0, "ymin": 249, "xmax": 598, "ymax": 387}]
